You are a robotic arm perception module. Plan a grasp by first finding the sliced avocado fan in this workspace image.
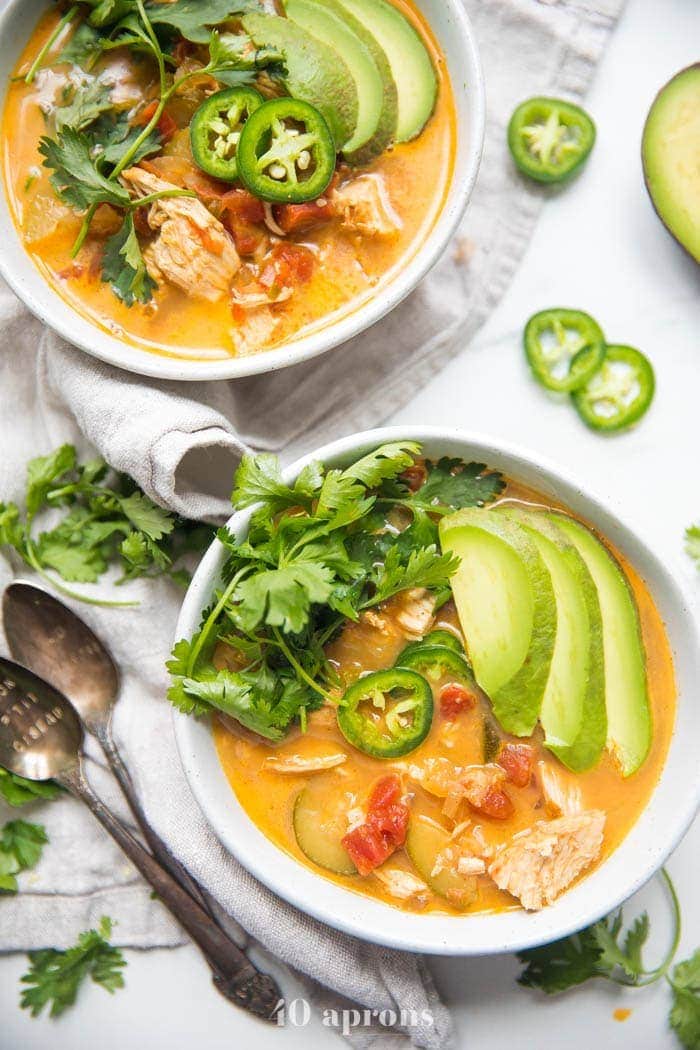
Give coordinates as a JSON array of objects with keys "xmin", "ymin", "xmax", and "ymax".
[
  {"xmin": 284, "ymin": 0, "xmax": 397, "ymax": 164},
  {"xmin": 242, "ymin": 12, "xmax": 358, "ymax": 149},
  {"xmin": 439, "ymin": 508, "xmax": 557, "ymax": 737},
  {"xmin": 498, "ymin": 506, "xmax": 607, "ymax": 773}
]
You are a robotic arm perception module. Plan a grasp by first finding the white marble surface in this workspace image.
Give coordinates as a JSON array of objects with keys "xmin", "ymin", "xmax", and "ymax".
[{"xmin": 1, "ymin": 0, "xmax": 699, "ymax": 1046}]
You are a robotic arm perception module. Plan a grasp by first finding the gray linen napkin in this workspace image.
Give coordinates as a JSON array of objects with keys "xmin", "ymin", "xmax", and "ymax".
[{"xmin": 0, "ymin": 1, "xmax": 623, "ymax": 1046}]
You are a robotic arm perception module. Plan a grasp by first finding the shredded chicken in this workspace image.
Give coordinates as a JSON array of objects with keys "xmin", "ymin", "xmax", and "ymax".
[
  {"xmin": 264, "ymin": 752, "xmax": 347, "ymax": 774},
  {"xmin": 373, "ymin": 866, "xmax": 430, "ymax": 907},
  {"xmin": 231, "ymin": 287, "xmax": 292, "ymax": 308},
  {"xmin": 121, "ymin": 166, "xmax": 239, "ymax": 301},
  {"xmin": 332, "ymin": 174, "xmax": 401, "ymax": 237},
  {"xmin": 457, "ymin": 856, "xmax": 487, "ymax": 876},
  {"xmin": 487, "ymin": 811, "xmax": 606, "ymax": 911},
  {"xmin": 231, "ymin": 305, "xmax": 279, "ymax": 356},
  {"xmin": 393, "ymin": 588, "xmax": 436, "ymax": 639},
  {"xmin": 538, "ymin": 761, "xmax": 583, "ymax": 817}
]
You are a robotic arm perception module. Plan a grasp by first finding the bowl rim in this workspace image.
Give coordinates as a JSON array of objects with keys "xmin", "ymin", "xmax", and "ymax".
[
  {"xmin": 174, "ymin": 425, "xmax": 700, "ymax": 955},
  {"xmin": 0, "ymin": 0, "xmax": 485, "ymax": 382}
]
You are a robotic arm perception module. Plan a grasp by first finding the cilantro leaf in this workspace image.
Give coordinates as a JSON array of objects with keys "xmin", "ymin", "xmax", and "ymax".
[
  {"xmin": 85, "ymin": 0, "xmax": 137, "ymax": 27},
  {"xmin": 146, "ymin": 0, "xmax": 262, "ymax": 44},
  {"xmin": 411, "ymin": 458, "xmax": 506, "ymax": 511},
  {"xmin": 91, "ymin": 112, "xmax": 162, "ymax": 167},
  {"xmin": 35, "ymin": 535, "xmax": 107, "ymax": 582},
  {"xmin": 592, "ymin": 911, "xmax": 649, "ymax": 980},
  {"xmin": 59, "ymin": 21, "xmax": 107, "ymax": 67},
  {"xmin": 231, "ymin": 453, "xmax": 321, "ymax": 513},
  {"xmin": 0, "ymin": 820, "xmax": 48, "ymax": 894},
  {"xmin": 236, "ymin": 560, "xmax": 335, "ymax": 634},
  {"xmin": 344, "ymin": 441, "xmax": 422, "ymax": 488},
  {"xmin": 102, "ymin": 214, "xmax": 157, "ymax": 307},
  {"xmin": 20, "ymin": 916, "xmax": 126, "ymax": 1018},
  {"xmin": 39, "ymin": 128, "xmax": 130, "ymax": 211},
  {"xmin": 369, "ymin": 545, "xmax": 459, "ymax": 606},
  {"xmin": 54, "ymin": 78, "xmax": 115, "ymax": 133},
  {"xmin": 208, "ymin": 30, "xmax": 284, "ymax": 85},
  {"xmin": 0, "ymin": 769, "xmax": 61, "ymax": 808},
  {"xmin": 670, "ymin": 951, "xmax": 700, "ymax": 1049},
  {"xmin": 26, "ymin": 445, "xmax": 77, "ymax": 520},
  {"xmin": 118, "ymin": 492, "xmax": 174, "ymax": 540},
  {"xmin": 517, "ymin": 926, "xmax": 607, "ymax": 994},
  {"xmin": 685, "ymin": 525, "xmax": 700, "ymax": 570}
]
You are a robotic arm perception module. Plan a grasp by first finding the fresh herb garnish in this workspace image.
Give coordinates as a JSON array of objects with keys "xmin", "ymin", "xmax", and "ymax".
[
  {"xmin": 168, "ymin": 443, "xmax": 504, "ymax": 740},
  {"xmin": 102, "ymin": 213, "xmax": 157, "ymax": 305},
  {"xmin": 0, "ymin": 820, "xmax": 48, "ymax": 895},
  {"xmin": 0, "ymin": 769, "xmax": 61, "ymax": 808},
  {"xmin": 670, "ymin": 951, "xmax": 700, "ymax": 1049},
  {"xmin": 53, "ymin": 77, "xmax": 115, "ymax": 133},
  {"xmin": 517, "ymin": 870, "xmax": 700, "ymax": 1049},
  {"xmin": 411, "ymin": 458, "xmax": 507, "ymax": 512},
  {"xmin": 684, "ymin": 525, "xmax": 700, "ymax": 570},
  {"xmin": 20, "ymin": 917, "xmax": 126, "ymax": 1018},
  {"xmin": 39, "ymin": 127, "xmax": 131, "ymax": 211},
  {"xmin": 0, "ymin": 444, "xmax": 213, "ymax": 607}
]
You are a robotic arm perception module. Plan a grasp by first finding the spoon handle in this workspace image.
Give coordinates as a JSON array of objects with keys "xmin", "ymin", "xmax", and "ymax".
[
  {"xmin": 96, "ymin": 721, "xmax": 219, "ymax": 919},
  {"xmin": 59, "ymin": 765, "xmax": 282, "ymax": 1022}
]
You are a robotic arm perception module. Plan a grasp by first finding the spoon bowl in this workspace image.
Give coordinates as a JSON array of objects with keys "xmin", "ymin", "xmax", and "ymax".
[
  {"xmin": 3, "ymin": 582, "xmax": 119, "ymax": 731},
  {"xmin": 0, "ymin": 657, "xmax": 82, "ymax": 782}
]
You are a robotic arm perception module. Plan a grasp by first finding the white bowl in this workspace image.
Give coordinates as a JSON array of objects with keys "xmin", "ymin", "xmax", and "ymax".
[
  {"xmin": 174, "ymin": 426, "xmax": 700, "ymax": 955},
  {"xmin": 0, "ymin": 1, "xmax": 484, "ymax": 382}
]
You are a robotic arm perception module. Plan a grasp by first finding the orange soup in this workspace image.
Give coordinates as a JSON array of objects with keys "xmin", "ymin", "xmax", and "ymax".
[
  {"xmin": 167, "ymin": 443, "xmax": 676, "ymax": 916},
  {"xmin": 2, "ymin": 0, "xmax": 456, "ymax": 362}
]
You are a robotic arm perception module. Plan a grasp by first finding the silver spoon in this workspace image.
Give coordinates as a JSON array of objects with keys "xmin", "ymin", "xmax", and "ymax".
[
  {"xmin": 0, "ymin": 656, "xmax": 281, "ymax": 1021},
  {"xmin": 2, "ymin": 582, "xmax": 217, "ymax": 918}
]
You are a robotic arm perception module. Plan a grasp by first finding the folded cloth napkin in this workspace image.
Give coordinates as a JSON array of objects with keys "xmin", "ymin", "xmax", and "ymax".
[{"xmin": 0, "ymin": 0, "xmax": 623, "ymax": 1045}]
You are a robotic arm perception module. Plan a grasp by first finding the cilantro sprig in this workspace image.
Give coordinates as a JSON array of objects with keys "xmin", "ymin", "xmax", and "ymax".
[
  {"xmin": 517, "ymin": 869, "xmax": 700, "ymax": 1049},
  {"xmin": 0, "ymin": 769, "xmax": 61, "ymax": 808},
  {"xmin": 33, "ymin": 0, "xmax": 277, "ymax": 301},
  {"xmin": 168, "ymin": 442, "xmax": 504, "ymax": 740},
  {"xmin": 0, "ymin": 820, "xmax": 48, "ymax": 895},
  {"xmin": 20, "ymin": 917, "xmax": 126, "ymax": 1018},
  {"xmin": 0, "ymin": 444, "xmax": 213, "ymax": 607}
]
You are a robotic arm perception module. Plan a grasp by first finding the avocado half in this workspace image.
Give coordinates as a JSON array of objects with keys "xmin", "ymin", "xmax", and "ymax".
[{"xmin": 642, "ymin": 64, "xmax": 700, "ymax": 262}]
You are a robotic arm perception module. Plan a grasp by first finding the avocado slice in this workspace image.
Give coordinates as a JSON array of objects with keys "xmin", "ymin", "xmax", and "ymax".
[
  {"xmin": 550, "ymin": 514, "xmax": 651, "ymax": 777},
  {"xmin": 439, "ymin": 509, "xmax": 556, "ymax": 736},
  {"xmin": 642, "ymin": 64, "xmax": 700, "ymax": 262},
  {"xmin": 333, "ymin": 0, "xmax": 437, "ymax": 142},
  {"xmin": 499, "ymin": 507, "xmax": 607, "ymax": 772},
  {"xmin": 241, "ymin": 12, "xmax": 358, "ymax": 149},
  {"xmin": 284, "ymin": 0, "xmax": 397, "ymax": 164}
]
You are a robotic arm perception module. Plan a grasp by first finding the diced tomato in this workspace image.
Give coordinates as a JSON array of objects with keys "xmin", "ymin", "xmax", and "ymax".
[
  {"xmin": 136, "ymin": 100, "xmax": 177, "ymax": 143},
  {"xmin": 220, "ymin": 189, "xmax": 266, "ymax": 256},
  {"xmin": 341, "ymin": 774, "xmax": 409, "ymax": 876},
  {"xmin": 497, "ymin": 743, "xmax": 534, "ymax": 788},
  {"xmin": 439, "ymin": 683, "xmax": 476, "ymax": 720},
  {"xmin": 273, "ymin": 198, "xmax": 334, "ymax": 235},
  {"xmin": 259, "ymin": 243, "xmax": 315, "ymax": 290},
  {"xmin": 472, "ymin": 785, "xmax": 514, "ymax": 820},
  {"xmin": 400, "ymin": 463, "xmax": 427, "ymax": 492}
]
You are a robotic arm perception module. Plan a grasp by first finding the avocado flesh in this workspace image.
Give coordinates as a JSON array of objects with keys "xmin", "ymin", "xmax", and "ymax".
[
  {"xmin": 551, "ymin": 514, "xmax": 651, "ymax": 777},
  {"xmin": 642, "ymin": 64, "xmax": 700, "ymax": 262},
  {"xmin": 439, "ymin": 509, "xmax": 556, "ymax": 737},
  {"xmin": 500, "ymin": 507, "xmax": 607, "ymax": 772},
  {"xmin": 241, "ymin": 12, "xmax": 358, "ymax": 148},
  {"xmin": 333, "ymin": 0, "xmax": 437, "ymax": 142},
  {"xmin": 285, "ymin": 0, "xmax": 397, "ymax": 163}
]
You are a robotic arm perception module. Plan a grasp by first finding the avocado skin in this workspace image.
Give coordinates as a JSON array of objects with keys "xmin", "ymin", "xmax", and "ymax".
[
  {"xmin": 242, "ymin": 12, "xmax": 358, "ymax": 149},
  {"xmin": 642, "ymin": 63, "xmax": 700, "ymax": 263},
  {"xmin": 501, "ymin": 506, "xmax": 607, "ymax": 773},
  {"xmin": 440, "ymin": 509, "xmax": 557, "ymax": 738},
  {"xmin": 311, "ymin": 0, "xmax": 398, "ymax": 164}
]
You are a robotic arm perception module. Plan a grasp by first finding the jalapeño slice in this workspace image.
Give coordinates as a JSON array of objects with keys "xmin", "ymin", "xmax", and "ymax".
[
  {"xmin": 524, "ymin": 308, "xmax": 606, "ymax": 392},
  {"xmin": 571, "ymin": 345, "xmax": 655, "ymax": 432},
  {"xmin": 236, "ymin": 97, "xmax": 336, "ymax": 203},
  {"xmin": 397, "ymin": 629, "xmax": 464, "ymax": 663},
  {"xmin": 397, "ymin": 645, "xmax": 475, "ymax": 687},
  {"xmin": 190, "ymin": 86, "xmax": 264, "ymax": 182},
  {"xmin": 508, "ymin": 97, "xmax": 596, "ymax": 183},
  {"xmin": 337, "ymin": 668, "xmax": 433, "ymax": 759}
]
